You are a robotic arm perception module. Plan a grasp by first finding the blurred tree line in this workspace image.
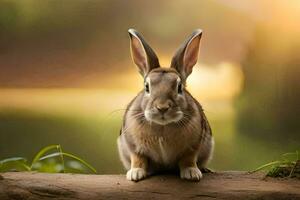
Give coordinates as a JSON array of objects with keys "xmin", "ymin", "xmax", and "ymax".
[
  {"xmin": 237, "ymin": 24, "xmax": 300, "ymax": 140},
  {"xmin": 0, "ymin": 0, "xmax": 253, "ymax": 87}
]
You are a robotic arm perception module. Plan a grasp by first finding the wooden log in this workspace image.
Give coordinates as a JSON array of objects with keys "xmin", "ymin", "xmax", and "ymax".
[{"xmin": 0, "ymin": 171, "xmax": 299, "ymax": 200}]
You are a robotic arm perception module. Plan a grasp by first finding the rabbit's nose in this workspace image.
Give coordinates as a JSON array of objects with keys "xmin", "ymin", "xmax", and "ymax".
[
  {"xmin": 156, "ymin": 105, "xmax": 169, "ymax": 114},
  {"xmin": 156, "ymin": 101, "xmax": 172, "ymax": 114}
]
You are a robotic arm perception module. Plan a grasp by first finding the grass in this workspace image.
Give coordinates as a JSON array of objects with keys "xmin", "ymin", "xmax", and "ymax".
[
  {"xmin": 0, "ymin": 144, "xmax": 97, "ymax": 174},
  {"xmin": 251, "ymin": 150, "xmax": 300, "ymax": 178}
]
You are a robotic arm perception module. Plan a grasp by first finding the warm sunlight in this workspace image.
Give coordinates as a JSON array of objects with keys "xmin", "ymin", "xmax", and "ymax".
[
  {"xmin": 0, "ymin": 89, "xmax": 136, "ymax": 116},
  {"xmin": 188, "ymin": 62, "xmax": 244, "ymax": 101},
  {"xmin": 0, "ymin": 62, "xmax": 243, "ymax": 116}
]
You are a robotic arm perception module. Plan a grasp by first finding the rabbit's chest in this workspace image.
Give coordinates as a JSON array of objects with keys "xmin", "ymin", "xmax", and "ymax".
[{"xmin": 136, "ymin": 133, "xmax": 188, "ymax": 165}]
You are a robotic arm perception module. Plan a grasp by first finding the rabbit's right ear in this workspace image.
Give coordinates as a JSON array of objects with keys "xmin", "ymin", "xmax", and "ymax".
[{"xmin": 128, "ymin": 29, "xmax": 160, "ymax": 77}]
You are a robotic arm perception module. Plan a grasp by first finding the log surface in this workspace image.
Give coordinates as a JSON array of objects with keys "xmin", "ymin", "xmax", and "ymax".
[{"xmin": 0, "ymin": 171, "xmax": 299, "ymax": 200}]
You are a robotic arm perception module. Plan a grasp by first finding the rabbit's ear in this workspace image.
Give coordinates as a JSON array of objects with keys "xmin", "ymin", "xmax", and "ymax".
[
  {"xmin": 171, "ymin": 29, "xmax": 202, "ymax": 81},
  {"xmin": 128, "ymin": 29, "xmax": 160, "ymax": 77}
]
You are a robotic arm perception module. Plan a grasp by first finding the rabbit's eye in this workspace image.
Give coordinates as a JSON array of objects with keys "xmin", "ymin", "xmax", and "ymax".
[
  {"xmin": 145, "ymin": 82, "xmax": 150, "ymax": 93},
  {"xmin": 178, "ymin": 83, "xmax": 183, "ymax": 94}
]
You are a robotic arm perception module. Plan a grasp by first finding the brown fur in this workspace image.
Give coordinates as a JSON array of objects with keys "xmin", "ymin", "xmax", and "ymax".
[
  {"xmin": 118, "ymin": 88, "xmax": 213, "ymax": 171},
  {"xmin": 117, "ymin": 29, "xmax": 214, "ymax": 181}
]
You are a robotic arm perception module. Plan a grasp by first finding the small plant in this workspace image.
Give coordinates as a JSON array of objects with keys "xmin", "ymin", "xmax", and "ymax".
[
  {"xmin": 251, "ymin": 150, "xmax": 300, "ymax": 178},
  {"xmin": 0, "ymin": 145, "xmax": 97, "ymax": 174}
]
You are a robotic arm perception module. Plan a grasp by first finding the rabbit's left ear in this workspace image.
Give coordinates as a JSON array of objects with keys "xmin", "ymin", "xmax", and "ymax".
[
  {"xmin": 128, "ymin": 29, "xmax": 160, "ymax": 77},
  {"xmin": 171, "ymin": 29, "xmax": 202, "ymax": 81}
]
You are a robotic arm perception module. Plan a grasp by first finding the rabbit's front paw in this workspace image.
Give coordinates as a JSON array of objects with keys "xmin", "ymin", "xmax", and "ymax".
[
  {"xmin": 180, "ymin": 167, "xmax": 202, "ymax": 181},
  {"xmin": 126, "ymin": 168, "xmax": 147, "ymax": 181}
]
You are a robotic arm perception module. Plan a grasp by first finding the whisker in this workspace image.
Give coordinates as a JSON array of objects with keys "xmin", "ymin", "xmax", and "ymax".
[
  {"xmin": 178, "ymin": 115, "xmax": 199, "ymax": 136},
  {"xmin": 176, "ymin": 117, "xmax": 189, "ymax": 133},
  {"xmin": 121, "ymin": 112, "xmax": 146, "ymax": 135},
  {"xmin": 130, "ymin": 112, "xmax": 145, "ymax": 119},
  {"xmin": 107, "ymin": 108, "xmax": 143, "ymax": 117}
]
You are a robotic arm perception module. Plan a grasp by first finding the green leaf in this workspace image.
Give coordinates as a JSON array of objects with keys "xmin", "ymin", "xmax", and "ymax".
[
  {"xmin": 1, "ymin": 144, "xmax": 97, "ymax": 174},
  {"xmin": 0, "ymin": 157, "xmax": 27, "ymax": 164},
  {"xmin": 57, "ymin": 145, "xmax": 65, "ymax": 173},
  {"xmin": 31, "ymin": 144, "xmax": 60, "ymax": 169},
  {"xmin": 251, "ymin": 150, "xmax": 300, "ymax": 178},
  {"xmin": 62, "ymin": 152, "xmax": 97, "ymax": 174},
  {"xmin": 0, "ymin": 157, "xmax": 30, "ymax": 172},
  {"xmin": 39, "ymin": 152, "xmax": 97, "ymax": 173},
  {"xmin": 250, "ymin": 161, "xmax": 282, "ymax": 173}
]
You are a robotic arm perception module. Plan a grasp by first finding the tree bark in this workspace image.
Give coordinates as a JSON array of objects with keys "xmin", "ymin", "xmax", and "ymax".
[{"xmin": 0, "ymin": 171, "xmax": 299, "ymax": 200}]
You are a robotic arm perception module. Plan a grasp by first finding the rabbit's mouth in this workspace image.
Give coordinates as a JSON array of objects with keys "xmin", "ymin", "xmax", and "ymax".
[{"xmin": 144, "ymin": 110, "xmax": 183, "ymax": 125}]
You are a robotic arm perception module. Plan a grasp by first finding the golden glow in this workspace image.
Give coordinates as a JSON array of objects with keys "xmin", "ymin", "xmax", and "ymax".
[
  {"xmin": 0, "ymin": 62, "xmax": 244, "ymax": 118},
  {"xmin": 0, "ymin": 89, "xmax": 136, "ymax": 116},
  {"xmin": 188, "ymin": 62, "xmax": 244, "ymax": 101}
]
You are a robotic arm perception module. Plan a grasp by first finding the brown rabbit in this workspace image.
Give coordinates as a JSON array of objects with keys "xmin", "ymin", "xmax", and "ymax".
[{"xmin": 117, "ymin": 29, "xmax": 214, "ymax": 182}]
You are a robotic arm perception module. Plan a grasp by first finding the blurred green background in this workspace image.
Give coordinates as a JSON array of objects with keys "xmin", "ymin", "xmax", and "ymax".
[{"xmin": 0, "ymin": 0, "xmax": 299, "ymax": 174}]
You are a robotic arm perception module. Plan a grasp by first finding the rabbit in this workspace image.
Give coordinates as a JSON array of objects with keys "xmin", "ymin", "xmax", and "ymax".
[{"xmin": 117, "ymin": 28, "xmax": 214, "ymax": 182}]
